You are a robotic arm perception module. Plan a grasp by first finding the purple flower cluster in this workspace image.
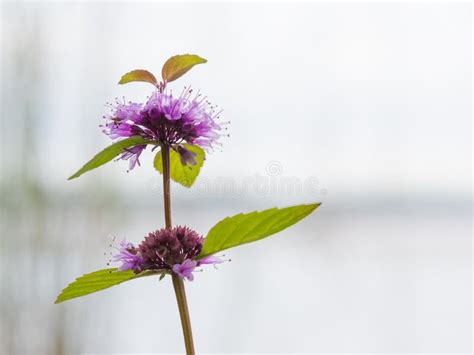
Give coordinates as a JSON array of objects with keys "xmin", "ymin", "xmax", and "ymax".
[
  {"xmin": 112, "ymin": 226, "xmax": 224, "ymax": 281},
  {"xmin": 139, "ymin": 226, "xmax": 203, "ymax": 270},
  {"xmin": 103, "ymin": 88, "xmax": 225, "ymax": 170}
]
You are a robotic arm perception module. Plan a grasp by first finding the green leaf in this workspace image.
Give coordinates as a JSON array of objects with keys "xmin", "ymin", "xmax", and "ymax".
[
  {"xmin": 55, "ymin": 268, "xmax": 159, "ymax": 304},
  {"xmin": 68, "ymin": 136, "xmax": 150, "ymax": 180},
  {"xmin": 118, "ymin": 69, "xmax": 158, "ymax": 86},
  {"xmin": 161, "ymin": 54, "xmax": 207, "ymax": 83},
  {"xmin": 154, "ymin": 144, "xmax": 205, "ymax": 188},
  {"xmin": 199, "ymin": 204, "xmax": 321, "ymax": 258}
]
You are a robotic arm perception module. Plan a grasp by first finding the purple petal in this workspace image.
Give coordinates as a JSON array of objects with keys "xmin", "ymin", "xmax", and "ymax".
[
  {"xmin": 198, "ymin": 255, "xmax": 225, "ymax": 266},
  {"xmin": 119, "ymin": 145, "xmax": 146, "ymax": 170},
  {"xmin": 177, "ymin": 145, "xmax": 197, "ymax": 166},
  {"xmin": 172, "ymin": 259, "xmax": 197, "ymax": 281},
  {"xmin": 111, "ymin": 239, "xmax": 144, "ymax": 272}
]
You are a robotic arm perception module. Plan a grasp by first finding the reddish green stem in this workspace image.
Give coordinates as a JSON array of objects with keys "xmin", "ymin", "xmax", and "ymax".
[{"xmin": 161, "ymin": 144, "xmax": 195, "ymax": 355}]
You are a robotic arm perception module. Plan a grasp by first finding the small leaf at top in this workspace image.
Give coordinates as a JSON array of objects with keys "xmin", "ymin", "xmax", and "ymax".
[
  {"xmin": 198, "ymin": 204, "xmax": 321, "ymax": 258},
  {"xmin": 118, "ymin": 69, "xmax": 158, "ymax": 86},
  {"xmin": 55, "ymin": 268, "xmax": 159, "ymax": 304},
  {"xmin": 68, "ymin": 136, "xmax": 150, "ymax": 180},
  {"xmin": 162, "ymin": 54, "xmax": 207, "ymax": 83},
  {"xmin": 154, "ymin": 144, "xmax": 205, "ymax": 188}
]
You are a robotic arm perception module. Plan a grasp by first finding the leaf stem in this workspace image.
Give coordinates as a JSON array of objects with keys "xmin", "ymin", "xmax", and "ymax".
[{"xmin": 161, "ymin": 144, "xmax": 195, "ymax": 355}]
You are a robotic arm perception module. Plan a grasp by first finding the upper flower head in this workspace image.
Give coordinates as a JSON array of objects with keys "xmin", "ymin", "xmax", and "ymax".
[{"xmin": 103, "ymin": 88, "xmax": 225, "ymax": 170}]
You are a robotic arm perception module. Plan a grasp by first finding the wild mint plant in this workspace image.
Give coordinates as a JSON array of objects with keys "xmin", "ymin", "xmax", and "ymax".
[{"xmin": 55, "ymin": 54, "xmax": 321, "ymax": 354}]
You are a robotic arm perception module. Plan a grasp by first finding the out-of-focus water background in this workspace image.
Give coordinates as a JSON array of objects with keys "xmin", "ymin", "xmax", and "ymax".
[{"xmin": 0, "ymin": 2, "xmax": 471, "ymax": 354}]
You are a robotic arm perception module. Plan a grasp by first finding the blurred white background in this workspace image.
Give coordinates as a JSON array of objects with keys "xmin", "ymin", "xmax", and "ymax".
[{"xmin": 0, "ymin": 2, "xmax": 472, "ymax": 354}]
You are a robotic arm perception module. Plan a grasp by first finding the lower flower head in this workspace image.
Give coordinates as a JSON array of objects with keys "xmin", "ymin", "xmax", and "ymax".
[
  {"xmin": 138, "ymin": 226, "xmax": 203, "ymax": 270},
  {"xmin": 111, "ymin": 226, "xmax": 226, "ymax": 281}
]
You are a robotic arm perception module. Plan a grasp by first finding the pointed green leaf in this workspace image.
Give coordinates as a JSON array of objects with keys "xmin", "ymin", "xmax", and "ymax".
[
  {"xmin": 68, "ymin": 136, "xmax": 150, "ymax": 180},
  {"xmin": 118, "ymin": 69, "xmax": 158, "ymax": 86},
  {"xmin": 161, "ymin": 54, "xmax": 207, "ymax": 83},
  {"xmin": 55, "ymin": 268, "xmax": 159, "ymax": 304},
  {"xmin": 199, "ymin": 204, "xmax": 321, "ymax": 258},
  {"xmin": 154, "ymin": 144, "xmax": 205, "ymax": 188}
]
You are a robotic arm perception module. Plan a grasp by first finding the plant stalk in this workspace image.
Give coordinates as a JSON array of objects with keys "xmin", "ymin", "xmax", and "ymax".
[
  {"xmin": 161, "ymin": 144, "xmax": 195, "ymax": 355},
  {"xmin": 172, "ymin": 274, "xmax": 195, "ymax": 355},
  {"xmin": 162, "ymin": 144, "xmax": 172, "ymax": 229}
]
